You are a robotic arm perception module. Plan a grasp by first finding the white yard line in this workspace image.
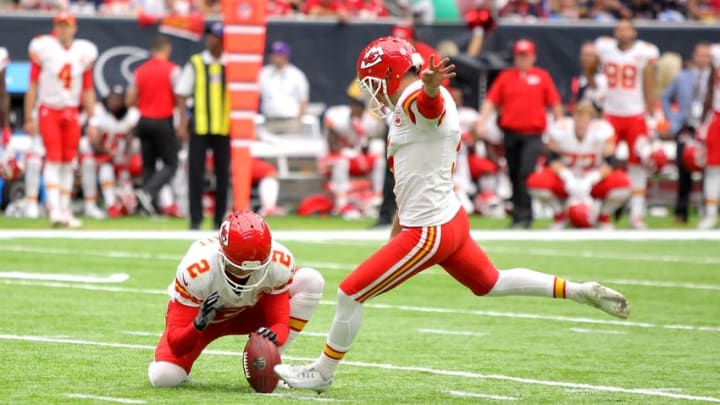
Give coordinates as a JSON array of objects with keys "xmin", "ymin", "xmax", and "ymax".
[
  {"xmin": 2, "ymin": 229, "xmax": 720, "ymax": 241},
  {"xmin": 484, "ymin": 246, "xmax": 720, "ymax": 265},
  {"xmin": 0, "ymin": 272, "xmax": 128, "ymax": 283},
  {"xmin": 1, "ymin": 334, "xmax": 717, "ymax": 403},
  {"xmin": 569, "ymin": 328, "xmax": 627, "ymax": 335},
  {"xmin": 263, "ymin": 393, "xmax": 337, "ymax": 402},
  {"xmin": 417, "ymin": 328, "xmax": 488, "ymax": 337},
  {"xmin": 3, "ymin": 279, "xmax": 720, "ymax": 333},
  {"xmin": 64, "ymin": 394, "xmax": 146, "ymax": 404},
  {"xmin": 606, "ymin": 279, "xmax": 720, "ymax": 291},
  {"xmin": 446, "ymin": 390, "xmax": 518, "ymax": 400}
]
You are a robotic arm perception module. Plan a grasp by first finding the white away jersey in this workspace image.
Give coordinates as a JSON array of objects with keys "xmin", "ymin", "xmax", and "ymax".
[
  {"xmin": 388, "ymin": 81, "xmax": 462, "ymax": 227},
  {"xmin": 549, "ymin": 117, "xmax": 615, "ymax": 176},
  {"xmin": 91, "ymin": 104, "xmax": 140, "ymax": 159},
  {"xmin": 711, "ymin": 44, "xmax": 720, "ymax": 113},
  {"xmin": 0, "ymin": 47, "xmax": 8, "ymax": 71},
  {"xmin": 169, "ymin": 237, "xmax": 294, "ymax": 317},
  {"xmin": 29, "ymin": 35, "xmax": 98, "ymax": 108},
  {"xmin": 323, "ymin": 105, "xmax": 383, "ymax": 149},
  {"xmin": 595, "ymin": 37, "xmax": 658, "ymax": 116}
]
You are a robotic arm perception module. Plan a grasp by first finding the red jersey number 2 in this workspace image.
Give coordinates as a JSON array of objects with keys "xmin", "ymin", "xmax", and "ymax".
[{"xmin": 58, "ymin": 63, "xmax": 72, "ymax": 90}]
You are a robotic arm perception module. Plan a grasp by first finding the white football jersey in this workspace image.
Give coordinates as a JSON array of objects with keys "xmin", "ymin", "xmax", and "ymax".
[
  {"xmin": 91, "ymin": 104, "xmax": 140, "ymax": 161},
  {"xmin": 168, "ymin": 237, "xmax": 294, "ymax": 323},
  {"xmin": 595, "ymin": 37, "xmax": 658, "ymax": 116},
  {"xmin": 0, "ymin": 47, "xmax": 8, "ymax": 71},
  {"xmin": 549, "ymin": 117, "xmax": 615, "ymax": 177},
  {"xmin": 457, "ymin": 106, "xmax": 479, "ymax": 134},
  {"xmin": 324, "ymin": 105, "xmax": 383, "ymax": 149},
  {"xmin": 710, "ymin": 44, "xmax": 720, "ymax": 113},
  {"xmin": 29, "ymin": 35, "xmax": 98, "ymax": 109},
  {"xmin": 388, "ymin": 81, "xmax": 462, "ymax": 227}
]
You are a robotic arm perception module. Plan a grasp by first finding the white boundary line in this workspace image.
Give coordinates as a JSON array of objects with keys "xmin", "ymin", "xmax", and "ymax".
[
  {"xmin": 2, "ymin": 279, "xmax": 719, "ymax": 333},
  {"xmin": 2, "ymin": 334, "xmax": 718, "ymax": 403},
  {"xmin": 569, "ymin": 328, "xmax": 627, "ymax": 335},
  {"xmin": 64, "ymin": 393, "xmax": 146, "ymax": 404},
  {"xmin": 0, "ymin": 272, "xmax": 129, "ymax": 283},
  {"xmin": 1, "ymin": 229, "xmax": 720, "ymax": 241},
  {"xmin": 418, "ymin": 328, "xmax": 489, "ymax": 337},
  {"xmin": 263, "ymin": 393, "xmax": 337, "ymax": 402},
  {"xmin": 446, "ymin": 390, "xmax": 518, "ymax": 401}
]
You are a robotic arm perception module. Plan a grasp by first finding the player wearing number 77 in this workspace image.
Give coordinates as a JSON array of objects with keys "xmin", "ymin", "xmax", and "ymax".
[
  {"xmin": 24, "ymin": 12, "xmax": 98, "ymax": 228},
  {"xmin": 148, "ymin": 210, "xmax": 325, "ymax": 387},
  {"xmin": 274, "ymin": 36, "xmax": 631, "ymax": 393}
]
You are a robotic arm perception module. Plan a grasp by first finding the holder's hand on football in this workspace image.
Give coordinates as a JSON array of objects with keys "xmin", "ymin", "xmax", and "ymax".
[
  {"xmin": 193, "ymin": 291, "xmax": 225, "ymax": 331},
  {"xmin": 421, "ymin": 55, "xmax": 456, "ymax": 97},
  {"xmin": 256, "ymin": 327, "xmax": 279, "ymax": 346}
]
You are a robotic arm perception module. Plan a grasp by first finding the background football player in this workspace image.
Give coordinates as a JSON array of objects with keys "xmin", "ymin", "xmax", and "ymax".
[
  {"xmin": 527, "ymin": 103, "xmax": 632, "ymax": 229},
  {"xmin": 24, "ymin": 12, "xmax": 98, "ymax": 227},
  {"xmin": 697, "ymin": 43, "xmax": 720, "ymax": 229},
  {"xmin": 79, "ymin": 86, "xmax": 140, "ymax": 218},
  {"xmin": 595, "ymin": 19, "xmax": 659, "ymax": 229},
  {"xmin": 148, "ymin": 211, "xmax": 324, "ymax": 388}
]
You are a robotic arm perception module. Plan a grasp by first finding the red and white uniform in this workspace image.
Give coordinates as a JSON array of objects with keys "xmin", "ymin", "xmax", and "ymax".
[
  {"xmin": 595, "ymin": 37, "xmax": 658, "ymax": 164},
  {"xmin": 321, "ymin": 105, "xmax": 383, "ymax": 176},
  {"xmin": 704, "ymin": 44, "xmax": 720, "ymax": 166},
  {"xmin": 527, "ymin": 118, "xmax": 631, "ymax": 199},
  {"xmin": 154, "ymin": 236, "xmax": 295, "ymax": 373},
  {"xmin": 29, "ymin": 35, "xmax": 97, "ymax": 162},
  {"xmin": 340, "ymin": 81, "xmax": 500, "ymax": 304},
  {"xmin": 86, "ymin": 104, "xmax": 140, "ymax": 165}
]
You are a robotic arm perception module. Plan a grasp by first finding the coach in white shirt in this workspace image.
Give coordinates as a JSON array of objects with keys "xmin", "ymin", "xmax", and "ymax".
[{"xmin": 259, "ymin": 41, "xmax": 310, "ymax": 134}]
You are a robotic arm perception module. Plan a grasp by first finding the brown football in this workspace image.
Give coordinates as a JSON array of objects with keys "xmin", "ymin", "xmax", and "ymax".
[{"xmin": 242, "ymin": 332, "xmax": 281, "ymax": 393}]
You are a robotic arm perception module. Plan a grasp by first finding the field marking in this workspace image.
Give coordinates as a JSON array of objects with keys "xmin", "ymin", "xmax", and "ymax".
[
  {"xmin": 606, "ymin": 279, "xmax": 720, "ymax": 291},
  {"xmin": 446, "ymin": 390, "xmax": 518, "ymax": 401},
  {"xmin": 3, "ymin": 279, "xmax": 720, "ymax": 333},
  {"xmin": 2, "ymin": 334, "xmax": 719, "ymax": 403},
  {"xmin": 569, "ymin": 328, "xmax": 627, "ymax": 335},
  {"xmin": 485, "ymin": 246, "xmax": 720, "ymax": 266},
  {"xmin": 64, "ymin": 394, "xmax": 146, "ymax": 404},
  {"xmin": 264, "ymin": 393, "xmax": 337, "ymax": 402},
  {"xmin": 0, "ymin": 271, "xmax": 128, "ymax": 284},
  {"xmin": 418, "ymin": 328, "xmax": 489, "ymax": 337},
  {"xmin": 2, "ymin": 229, "xmax": 720, "ymax": 241}
]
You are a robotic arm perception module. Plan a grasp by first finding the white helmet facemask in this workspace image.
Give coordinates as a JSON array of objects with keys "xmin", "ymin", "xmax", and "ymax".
[
  {"xmin": 217, "ymin": 252, "xmax": 271, "ymax": 294},
  {"xmin": 358, "ymin": 76, "xmax": 393, "ymax": 119}
]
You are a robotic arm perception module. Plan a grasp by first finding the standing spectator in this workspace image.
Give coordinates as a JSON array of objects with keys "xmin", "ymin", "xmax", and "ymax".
[
  {"xmin": 175, "ymin": 22, "xmax": 231, "ymax": 230},
  {"xmin": 595, "ymin": 19, "xmax": 659, "ymax": 229},
  {"xmin": 126, "ymin": 35, "xmax": 180, "ymax": 215},
  {"xmin": 258, "ymin": 41, "xmax": 309, "ymax": 135},
  {"xmin": 24, "ymin": 12, "xmax": 98, "ymax": 228},
  {"xmin": 391, "ymin": 23, "xmax": 438, "ymax": 71},
  {"xmin": 476, "ymin": 39, "xmax": 564, "ymax": 229},
  {"xmin": 688, "ymin": 0, "xmax": 720, "ymax": 21},
  {"xmin": 499, "ymin": 0, "xmax": 548, "ymax": 20},
  {"xmin": 303, "ymin": 0, "xmax": 349, "ymax": 18},
  {"xmin": 549, "ymin": 0, "xmax": 582, "ymax": 19},
  {"xmin": 661, "ymin": 43, "xmax": 711, "ymax": 224},
  {"xmin": 697, "ymin": 43, "xmax": 720, "ymax": 229},
  {"xmin": 346, "ymin": 0, "xmax": 389, "ymax": 18},
  {"xmin": 569, "ymin": 41, "xmax": 608, "ymax": 113},
  {"xmin": 587, "ymin": 0, "xmax": 632, "ymax": 21}
]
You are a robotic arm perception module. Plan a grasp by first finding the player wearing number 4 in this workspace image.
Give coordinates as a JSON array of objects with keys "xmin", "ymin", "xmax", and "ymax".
[
  {"xmin": 24, "ymin": 12, "xmax": 98, "ymax": 227},
  {"xmin": 595, "ymin": 19, "xmax": 659, "ymax": 229},
  {"xmin": 274, "ymin": 36, "xmax": 631, "ymax": 394},
  {"xmin": 148, "ymin": 210, "xmax": 324, "ymax": 388}
]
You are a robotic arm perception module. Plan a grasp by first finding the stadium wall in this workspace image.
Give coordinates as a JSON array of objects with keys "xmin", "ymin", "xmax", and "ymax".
[{"xmin": 1, "ymin": 15, "xmax": 719, "ymax": 108}]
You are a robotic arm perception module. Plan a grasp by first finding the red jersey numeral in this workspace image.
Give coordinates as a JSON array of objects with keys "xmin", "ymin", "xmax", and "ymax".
[
  {"xmin": 605, "ymin": 62, "xmax": 637, "ymax": 89},
  {"xmin": 272, "ymin": 250, "xmax": 292, "ymax": 267},
  {"xmin": 187, "ymin": 259, "xmax": 210, "ymax": 278},
  {"xmin": 58, "ymin": 63, "xmax": 72, "ymax": 90}
]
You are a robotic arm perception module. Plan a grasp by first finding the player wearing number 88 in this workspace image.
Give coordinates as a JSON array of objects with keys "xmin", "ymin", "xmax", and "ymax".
[
  {"xmin": 594, "ymin": 19, "xmax": 659, "ymax": 229},
  {"xmin": 148, "ymin": 210, "xmax": 325, "ymax": 389},
  {"xmin": 24, "ymin": 12, "xmax": 98, "ymax": 228}
]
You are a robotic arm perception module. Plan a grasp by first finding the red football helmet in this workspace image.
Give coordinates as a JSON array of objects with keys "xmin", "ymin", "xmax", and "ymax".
[
  {"xmin": 0, "ymin": 156, "xmax": 23, "ymax": 181},
  {"xmin": 218, "ymin": 210, "xmax": 273, "ymax": 293},
  {"xmin": 648, "ymin": 147, "xmax": 669, "ymax": 174},
  {"xmin": 356, "ymin": 36, "xmax": 423, "ymax": 118},
  {"xmin": 567, "ymin": 200, "xmax": 595, "ymax": 229},
  {"xmin": 683, "ymin": 141, "xmax": 706, "ymax": 172}
]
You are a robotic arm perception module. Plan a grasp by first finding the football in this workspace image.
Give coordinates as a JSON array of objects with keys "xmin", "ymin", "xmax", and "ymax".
[{"xmin": 243, "ymin": 332, "xmax": 281, "ymax": 393}]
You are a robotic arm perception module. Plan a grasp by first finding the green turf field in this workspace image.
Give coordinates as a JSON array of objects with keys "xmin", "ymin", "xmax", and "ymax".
[{"xmin": 1, "ymin": 232, "xmax": 719, "ymax": 404}]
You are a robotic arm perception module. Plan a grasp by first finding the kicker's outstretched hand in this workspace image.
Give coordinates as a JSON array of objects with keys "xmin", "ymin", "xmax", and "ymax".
[{"xmin": 421, "ymin": 55, "xmax": 456, "ymax": 97}]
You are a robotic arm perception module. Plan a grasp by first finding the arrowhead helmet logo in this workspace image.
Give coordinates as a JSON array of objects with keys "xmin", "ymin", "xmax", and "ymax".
[
  {"xmin": 220, "ymin": 220, "xmax": 230, "ymax": 247},
  {"xmin": 360, "ymin": 45, "xmax": 384, "ymax": 70}
]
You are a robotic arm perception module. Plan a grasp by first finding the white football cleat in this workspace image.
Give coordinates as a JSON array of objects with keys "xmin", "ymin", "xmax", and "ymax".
[
  {"xmin": 25, "ymin": 201, "xmax": 40, "ymax": 219},
  {"xmin": 274, "ymin": 364, "xmax": 333, "ymax": 393},
  {"xmin": 49, "ymin": 209, "xmax": 65, "ymax": 227},
  {"xmin": 84, "ymin": 204, "xmax": 106, "ymax": 219},
  {"xmin": 575, "ymin": 282, "xmax": 630, "ymax": 319},
  {"xmin": 630, "ymin": 217, "xmax": 647, "ymax": 230},
  {"xmin": 65, "ymin": 214, "xmax": 83, "ymax": 229},
  {"xmin": 697, "ymin": 215, "xmax": 717, "ymax": 230}
]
